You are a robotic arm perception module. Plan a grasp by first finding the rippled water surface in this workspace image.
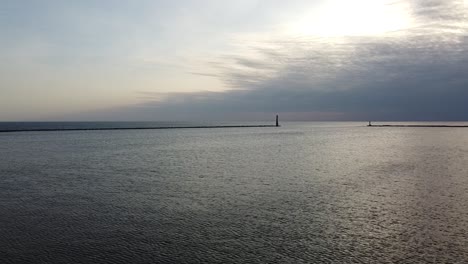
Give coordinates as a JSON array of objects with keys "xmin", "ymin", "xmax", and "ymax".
[{"xmin": 1, "ymin": 122, "xmax": 468, "ymax": 263}]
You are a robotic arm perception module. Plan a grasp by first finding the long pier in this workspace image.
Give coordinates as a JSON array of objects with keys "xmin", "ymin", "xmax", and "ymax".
[
  {"xmin": 0, "ymin": 115, "xmax": 281, "ymax": 133},
  {"xmin": 369, "ymin": 125, "xmax": 468, "ymax": 128},
  {"xmin": 0, "ymin": 124, "xmax": 279, "ymax": 133}
]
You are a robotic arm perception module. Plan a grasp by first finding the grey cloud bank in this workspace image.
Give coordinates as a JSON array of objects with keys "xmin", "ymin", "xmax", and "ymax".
[{"xmin": 78, "ymin": 0, "xmax": 467, "ymax": 121}]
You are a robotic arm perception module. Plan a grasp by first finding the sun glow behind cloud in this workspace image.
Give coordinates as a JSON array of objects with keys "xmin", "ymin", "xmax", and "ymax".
[{"xmin": 285, "ymin": 0, "xmax": 413, "ymax": 37}]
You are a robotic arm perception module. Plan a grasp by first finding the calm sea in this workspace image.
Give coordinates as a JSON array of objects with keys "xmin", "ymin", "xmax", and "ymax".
[{"xmin": 1, "ymin": 122, "xmax": 468, "ymax": 263}]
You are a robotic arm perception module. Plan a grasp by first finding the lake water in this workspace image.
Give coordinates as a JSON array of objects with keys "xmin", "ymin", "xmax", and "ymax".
[{"xmin": 1, "ymin": 122, "xmax": 468, "ymax": 263}]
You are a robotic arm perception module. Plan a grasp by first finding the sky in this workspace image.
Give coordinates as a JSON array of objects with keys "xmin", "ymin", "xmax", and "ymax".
[{"xmin": 1, "ymin": 0, "xmax": 467, "ymax": 121}]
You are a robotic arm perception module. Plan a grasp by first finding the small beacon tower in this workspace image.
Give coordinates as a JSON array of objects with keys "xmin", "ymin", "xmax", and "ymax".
[{"xmin": 276, "ymin": 115, "xmax": 279, "ymax": 127}]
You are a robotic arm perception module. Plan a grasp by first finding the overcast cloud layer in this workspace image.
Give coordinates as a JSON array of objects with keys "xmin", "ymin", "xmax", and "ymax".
[{"xmin": 2, "ymin": 0, "xmax": 467, "ymax": 121}]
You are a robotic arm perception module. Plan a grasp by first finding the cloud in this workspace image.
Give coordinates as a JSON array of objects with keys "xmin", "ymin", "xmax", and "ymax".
[{"xmin": 67, "ymin": 0, "xmax": 468, "ymax": 121}]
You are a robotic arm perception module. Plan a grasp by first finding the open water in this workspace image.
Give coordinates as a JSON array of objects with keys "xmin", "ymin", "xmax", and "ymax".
[{"xmin": 1, "ymin": 122, "xmax": 468, "ymax": 263}]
